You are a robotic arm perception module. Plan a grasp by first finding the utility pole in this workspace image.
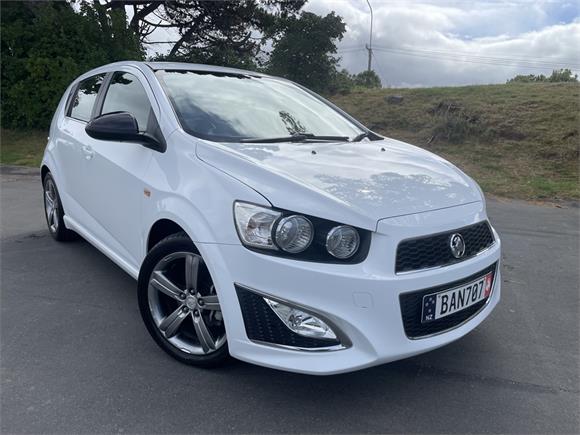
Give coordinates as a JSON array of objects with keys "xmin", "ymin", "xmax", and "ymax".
[{"xmin": 365, "ymin": 0, "xmax": 373, "ymax": 72}]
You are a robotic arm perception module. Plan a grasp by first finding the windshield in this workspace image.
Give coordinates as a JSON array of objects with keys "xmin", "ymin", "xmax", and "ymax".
[{"xmin": 156, "ymin": 70, "xmax": 365, "ymax": 143}]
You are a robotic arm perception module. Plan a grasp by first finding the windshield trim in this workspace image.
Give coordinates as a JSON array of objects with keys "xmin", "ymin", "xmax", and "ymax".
[{"xmin": 155, "ymin": 69, "xmax": 378, "ymax": 144}]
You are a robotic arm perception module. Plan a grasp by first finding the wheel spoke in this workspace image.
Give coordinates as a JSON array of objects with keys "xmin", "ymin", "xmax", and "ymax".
[
  {"xmin": 45, "ymin": 191, "xmax": 54, "ymax": 209},
  {"xmin": 185, "ymin": 254, "xmax": 200, "ymax": 291},
  {"xmin": 159, "ymin": 306, "xmax": 188, "ymax": 338},
  {"xmin": 151, "ymin": 271, "xmax": 183, "ymax": 301},
  {"xmin": 49, "ymin": 209, "xmax": 57, "ymax": 226},
  {"xmin": 192, "ymin": 313, "xmax": 216, "ymax": 353},
  {"xmin": 200, "ymin": 294, "xmax": 220, "ymax": 311}
]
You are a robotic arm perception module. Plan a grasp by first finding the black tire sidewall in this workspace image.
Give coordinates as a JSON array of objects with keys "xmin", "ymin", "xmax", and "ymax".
[{"xmin": 137, "ymin": 233, "xmax": 230, "ymax": 367}]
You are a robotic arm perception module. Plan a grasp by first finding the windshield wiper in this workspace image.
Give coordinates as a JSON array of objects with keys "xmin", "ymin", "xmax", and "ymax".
[
  {"xmin": 240, "ymin": 133, "xmax": 349, "ymax": 143},
  {"xmin": 351, "ymin": 132, "xmax": 372, "ymax": 142},
  {"xmin": 240, "ymin": 135, "xmax": 307, "ymax": 143}
]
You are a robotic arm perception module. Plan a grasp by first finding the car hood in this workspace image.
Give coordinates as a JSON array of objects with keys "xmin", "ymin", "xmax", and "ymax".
[{"xmin": 196, "ymin": 138, "xmax": 482, "ymax": 230}]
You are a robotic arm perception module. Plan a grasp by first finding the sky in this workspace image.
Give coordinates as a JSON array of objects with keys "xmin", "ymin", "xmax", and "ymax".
[{"xmin": 145, "ymin": 0, "xmax": 580, "ymax": 88}]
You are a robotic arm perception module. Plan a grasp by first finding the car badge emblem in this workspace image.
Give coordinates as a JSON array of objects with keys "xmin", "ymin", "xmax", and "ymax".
[{"xmin": 449, "ymin": 233, "xmax": 466, "ymax": 258}]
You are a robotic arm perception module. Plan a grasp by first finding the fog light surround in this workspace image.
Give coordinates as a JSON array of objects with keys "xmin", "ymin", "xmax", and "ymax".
[{"xmin": 263, "ymin": 297, "xmax": 338, "ymax": 340}]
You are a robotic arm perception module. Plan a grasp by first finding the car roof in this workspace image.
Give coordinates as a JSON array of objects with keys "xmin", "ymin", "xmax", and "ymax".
[
  {"xmin": 144, "ymin": 61, "xmax": 268, "ymax": 77},
  {"xmin": 76, "ymin": 61, "xmax": 274, "ymax": 85}
]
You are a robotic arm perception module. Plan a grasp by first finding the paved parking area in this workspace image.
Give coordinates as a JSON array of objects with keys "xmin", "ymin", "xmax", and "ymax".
[{"xmin": 1, "ymin": 167, "xmax": 579, "ymax": 434}]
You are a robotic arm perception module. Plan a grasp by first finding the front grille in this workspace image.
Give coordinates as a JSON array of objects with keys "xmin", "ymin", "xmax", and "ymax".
[
  {"xmin": 399, "ymin": 263, "xmax": 497, "ymax": 338},
  {"xmin": 235, "ymin": 285, "xmax": 341, "ymax": 349},
  {"xmin": 395, "ymin": 221, "xmax": 494, "ymax": 273}
]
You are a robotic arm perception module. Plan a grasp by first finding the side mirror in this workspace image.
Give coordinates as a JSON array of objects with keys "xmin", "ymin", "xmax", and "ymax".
[{"xmin": 85, "ymin": 112, "xmax": 165, "ymax": 152}]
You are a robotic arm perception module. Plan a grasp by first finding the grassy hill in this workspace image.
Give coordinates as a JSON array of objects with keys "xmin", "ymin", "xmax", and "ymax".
[
  {"xmin": 330, "ymin": 82, "xmax": 579, "ymax": 201},
  {"xmin": 1, "ymin": 82, "xmax": 578, "ymax": 201}
]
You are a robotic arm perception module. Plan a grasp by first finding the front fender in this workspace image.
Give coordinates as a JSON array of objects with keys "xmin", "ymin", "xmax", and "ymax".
[{"xmin": 140, "ymin": 141, "xmax": 269, "ymax": 264}]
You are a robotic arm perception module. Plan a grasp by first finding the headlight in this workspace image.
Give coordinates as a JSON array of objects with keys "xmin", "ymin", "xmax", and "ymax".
[
  {"xmin": 326, "ymin": 225, "xmax": 360, "ymax": 259},
  {"xmin": 234, "ymin": 202, "xmax": 281, "ymax": 249},
  {"xmin": 233, "ymin": 201, "xmax": 370, "ymax": 263},
  {"xmin": 274, "ymin": 215, "xmax": 313, "ymax": 253}
]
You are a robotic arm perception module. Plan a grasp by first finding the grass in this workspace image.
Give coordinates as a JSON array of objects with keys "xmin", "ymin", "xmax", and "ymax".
[
  {"xmin": 0, "ymin": 128, "xmax": 46, "ymax": 167},
  {"xmin": 330, "ymin": 82, "xmax": 579, "ymax": 201},
  {"xmin": 1, "ymin": 82, "xmax": 579, "ymax": 200}
]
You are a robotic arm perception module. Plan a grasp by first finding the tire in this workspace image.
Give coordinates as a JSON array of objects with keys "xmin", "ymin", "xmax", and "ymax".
[
  {"xmin": 42, "ymin": 172, "xmax": 78, "ymax": 242},
  {"xmin": 138, "ymin": 232, "xmax": 230, "ymax": 367}
]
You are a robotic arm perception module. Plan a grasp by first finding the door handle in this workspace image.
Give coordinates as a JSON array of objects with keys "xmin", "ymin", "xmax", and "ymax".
[{"xmin": 82, "ymin": 145, "xmax": 94, "ymax": 160}]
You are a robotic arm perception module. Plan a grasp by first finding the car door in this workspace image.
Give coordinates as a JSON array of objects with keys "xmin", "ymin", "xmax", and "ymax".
[
  {"xmin": 56, "ymin": 73, "xmax": 106, "ymax": 220},
  {"xmin": 80, "ymin": 70, "xmax": 156, "ymax": 269}
]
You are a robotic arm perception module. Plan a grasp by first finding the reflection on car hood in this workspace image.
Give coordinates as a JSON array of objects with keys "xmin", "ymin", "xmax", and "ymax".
[{"xmin": 196, "ymin": 138, "xmax": 482, "ymax": 230}]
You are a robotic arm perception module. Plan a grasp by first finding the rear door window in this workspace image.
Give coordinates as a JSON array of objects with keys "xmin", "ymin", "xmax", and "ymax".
[
  {"xmin": 101, "ymin": 72, "xmax": 152, "ymax": 132},
  {"xmin": 69, "ymin": 74, "xmax": 105, "ymax": 122}
]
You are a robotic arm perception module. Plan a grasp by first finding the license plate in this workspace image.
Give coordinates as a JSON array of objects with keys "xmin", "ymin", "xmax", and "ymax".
[{"xmin": 421, "ymin": 272, "xmax": 494, "ymax": 323}]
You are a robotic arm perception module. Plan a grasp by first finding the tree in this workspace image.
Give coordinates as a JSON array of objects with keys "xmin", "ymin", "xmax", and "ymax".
[
  {"xmin": 106, "ymin": 1, "xmax": 167, "ymax": 43},
  {"xmin": 353, "ymin": 70, "xmax": 382, "ymax": 88},
  {"xmin": 266, "ymin": 11, "xmax": 346, "ymax": 93},
  {"xmin": 167, "ymin": 1, "xmax": 303, "ymax": 62},
  {"xmin": 547, "ymin": 68, "xmax": 578, "ymax": 82},
  {"xmin": 327, "ymin": 69, "xmax": 356, "ymax": 95},
  {"xmin": 1, "ymin": 1, "xmax": 143, "ymax": 129},
  {"xmin": 507, "ymin": 68, "xmax": 578, "ymax": 83},
  {"xmin": 106, "ymin": 0, "xmax": 306, "ymax": 68}
]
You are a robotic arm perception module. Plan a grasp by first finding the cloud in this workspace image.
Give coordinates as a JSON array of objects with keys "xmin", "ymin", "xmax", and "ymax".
[{"xmin": 305, "ymin": 0, "xmax": 580, "ymax": 87}]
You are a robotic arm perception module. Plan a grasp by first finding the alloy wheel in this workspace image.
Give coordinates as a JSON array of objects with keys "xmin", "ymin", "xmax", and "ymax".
[
  {"xmin": 44, "ymin": 177, "xmax": 59, "ymax": 234},
  {"xmin": 147, "ymin": 251, "xmax": 226, "ymax": 355}
]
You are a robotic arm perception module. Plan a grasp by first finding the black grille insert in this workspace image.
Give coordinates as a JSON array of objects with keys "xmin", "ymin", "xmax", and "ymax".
[
  {"xmin": 399, "ymin": 263, "xmax": 497, "ymax": 338},
  {"xmin": 235, "ymin": 285, "xmax": 341, "ymax": 349},
  {"xmin": 396, "ymin": 221, "xmax": 494, "ymax": 273}
]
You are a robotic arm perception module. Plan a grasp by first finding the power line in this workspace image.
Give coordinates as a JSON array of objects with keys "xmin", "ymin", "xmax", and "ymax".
[
  {"xmin": 337, "ymin": 45, "xmax": 579, "ymax": 68},
  {"xmin": 371, "ymin": 50, "xmax": 388, "ymax": 86},
  {"xmin": 351, "ymin": 0, "xmax": 567, "ymax": 3},
  {"xmin": 337, "ymin": 47, "xmax": 367, "ymax": 53},
  {"xmin": 372, "ymin": 45, "xmax": 580, "ymax": 67},
  {"xmin": 373, "ymin": 47, "xmax": 580, "ymax": 68},
  {"xmin": 372, "ymin": 48, "xmax": 576, "ymax": 70},
  {"xmin": 374, "ymin": 46, "xmax": 579, "ymax": 63}
]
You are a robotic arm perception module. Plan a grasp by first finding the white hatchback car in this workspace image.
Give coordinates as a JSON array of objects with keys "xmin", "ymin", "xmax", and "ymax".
[{"xmin": 42, "ymin": 61, "xmax": 501, "ymax": 375}]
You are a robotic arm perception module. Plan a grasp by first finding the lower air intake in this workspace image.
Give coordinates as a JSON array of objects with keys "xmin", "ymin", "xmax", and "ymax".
[{"xmin": 235, "ymin": 285, "xmax": 341, "ymax": 349}]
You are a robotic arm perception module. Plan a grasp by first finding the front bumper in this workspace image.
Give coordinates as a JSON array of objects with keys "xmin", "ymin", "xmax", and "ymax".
[{"xmin": 198, "ymin": 201, "xmax": 501, "ymax": 375}]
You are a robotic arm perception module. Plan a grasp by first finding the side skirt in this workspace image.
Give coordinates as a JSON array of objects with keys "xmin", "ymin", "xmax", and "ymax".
[{"xmin": 63, "ymin": 215, "xmax": 140, "ymax": 280}]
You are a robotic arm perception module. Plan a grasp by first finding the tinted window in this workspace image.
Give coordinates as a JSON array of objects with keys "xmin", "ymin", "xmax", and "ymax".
[
  {"xmin": 101, "ymin": 72, "xmax": 152, "ymax": 132},
  {"xmin": 69, "ymin": 74, "xmax": 105, "ymax": 122},
  {"xmin": 156, "ymin": 70, "xmax": 364, "ymax": 142}
]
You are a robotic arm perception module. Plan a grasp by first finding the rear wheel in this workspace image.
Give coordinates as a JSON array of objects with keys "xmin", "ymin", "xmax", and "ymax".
[
  {"xmin": 43, "ymin": 172, "xmax": 77, "ymax": 241},
  {"xmin": 138, "ymin": 233, "xmax": 229, "ymax": 366}
]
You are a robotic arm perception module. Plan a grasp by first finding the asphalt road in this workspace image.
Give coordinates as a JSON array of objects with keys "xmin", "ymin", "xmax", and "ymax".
[{"xmin": 1, "ymin": 166, "xmax": 579, "ymax": 434}]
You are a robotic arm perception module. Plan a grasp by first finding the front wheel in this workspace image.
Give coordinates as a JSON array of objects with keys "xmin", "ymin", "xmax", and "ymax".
[{"xmin": 138, "ymin": 233, "xmax": 229, "ymax": 367}]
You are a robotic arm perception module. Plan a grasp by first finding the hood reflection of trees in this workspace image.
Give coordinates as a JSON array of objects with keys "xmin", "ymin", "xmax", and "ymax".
[{"xmin": 315, "ymin": 172, "xmax": 465, "ymax": 209}]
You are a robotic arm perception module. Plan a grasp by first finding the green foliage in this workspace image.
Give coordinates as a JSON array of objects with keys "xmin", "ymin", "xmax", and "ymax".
[
  {"xmin": 152, "ymin": 0, "xmax": 305, "ymax": 69},
  {"xmin": 266, "ymin": 11, "xmax": 346, "ymax": 93},
  {"xmin": 547, "ymin": 68, "xmax": 579, "ymax": 82},
  {"xmin": 326, "ymin": 69, "xmax": 356, "ymax": 95},
  {"xmin": 326, "ymin": 69, "xmax": 382, "ymax": 95},
  {"xmin": 1, "ymin": 2, "xmax": 143, "ymax": 129},
  {"xmin": 507, "ymin": 68, "xmax": 578, "ymax": 83},
  {"xmin": 353, "ymin": 70, "xmax": 382, "ymax": 88},
  {"xmin": 154, "ymin": 45, "xmax": 258, "ymax": 70}
]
